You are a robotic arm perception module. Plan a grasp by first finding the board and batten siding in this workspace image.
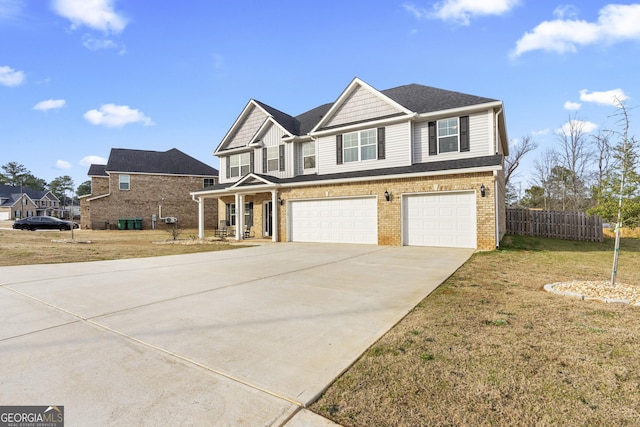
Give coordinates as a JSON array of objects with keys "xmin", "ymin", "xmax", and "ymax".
[
  {"xmin": 318, "ymin": 122, "xmax": 412, "ymax": 175},
  {"xmin": 412, "ymin": 110, "xmax": 491, "ymax": 164},
  {"xmin": 225, "ymin": 106, "xmax": 268, "ymax": 150},
  {"xmin": 324, "ymin": 86, "xmax": 401, "ymax": 128},
  {"xmin": 256, "ymin": 124, "xmax": 293, "ymax": 179}
]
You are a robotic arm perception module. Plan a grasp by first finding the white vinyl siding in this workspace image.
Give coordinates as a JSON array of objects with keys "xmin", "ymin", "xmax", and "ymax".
[
  {"xmin": 258, "ymin": 125, "xmax": 292, "ymax": 179},
  {"xmin": 319, "ymin": 122, "xmax": 411, "ymax": 174},
  {"xmin": 324, "ymin": 86, "xmax": 401, "ymax": 128},
  {"xmin": 289, "ymin": 197, "xmax": 377, "ymax": 244},
  {"xmin": 412, "ymin": 110, "xmax": 491, "ymax": 164}
]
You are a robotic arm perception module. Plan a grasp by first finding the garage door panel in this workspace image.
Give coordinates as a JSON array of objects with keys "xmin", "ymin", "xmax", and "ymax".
[
  {"xmin": 290, "ymin": 198, "xmax": 377, "ymax": 244},
  {"xmin": 404, "ymin": 192, "xmax": 476, "ymax": 248}
]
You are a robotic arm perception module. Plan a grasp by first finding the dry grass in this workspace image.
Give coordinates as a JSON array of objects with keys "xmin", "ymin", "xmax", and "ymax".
[
  {"xmin": 311, "ymin": 235, "xmax": 640, "ymax": 427},
  {"xmin": 0, "ymin": 227, "xmax": 238, "ymax": 266}
]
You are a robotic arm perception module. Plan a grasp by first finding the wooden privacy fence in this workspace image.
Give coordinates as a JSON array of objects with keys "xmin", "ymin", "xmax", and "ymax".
[{"xmin": 506, "ymin": 208, "xmax": 603, "ymax": 242}]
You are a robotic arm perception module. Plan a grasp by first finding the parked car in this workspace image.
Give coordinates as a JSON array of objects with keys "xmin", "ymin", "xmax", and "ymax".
[{"xmin": 13, "ymin": 216, "xmax": 79, "ymax": 231}]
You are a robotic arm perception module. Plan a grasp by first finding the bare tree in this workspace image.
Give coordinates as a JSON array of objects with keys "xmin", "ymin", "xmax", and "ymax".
[
  {"xmin": 533, "ymin": 148, "xmax": 559, "ymax": 210},
  {"xmin": 555, "ymin": 115, "xmax": 593, "ymax": 210},
  {"xmin": 592, "ymin": 130, "xmax": 614, "ymax": 189},
  {"xmin": 505, "ymin": 136, "xmax": 538, "ymax": 188}
]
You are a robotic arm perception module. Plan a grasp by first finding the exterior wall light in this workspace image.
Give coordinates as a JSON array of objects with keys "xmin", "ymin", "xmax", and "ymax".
[
  {"xmin": 384, "ymin": 190, "xmax": 390, "ymax": 202},
  {"xmin": 278, "ymin": 196, "xmax": 283, "ymax": 205},
  {"xmin": 480, "ymin": 184, "xmax": 486, "ymax": 197}
]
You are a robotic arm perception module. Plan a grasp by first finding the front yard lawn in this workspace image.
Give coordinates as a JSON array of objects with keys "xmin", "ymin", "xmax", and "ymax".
[{"xmin": 311, "ymin": 235, "xmax": 640, "ymax": 426}]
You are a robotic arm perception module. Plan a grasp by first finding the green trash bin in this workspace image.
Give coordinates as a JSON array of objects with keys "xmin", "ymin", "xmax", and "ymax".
[
  {"xmin": 118, "ymin": 219, "xmax": 126, "ymax": 230},
  {"xmin": 126, "ymin": 219, "xmax": 134, "ymax": 230},
  {"xmin": 134, "ymin": 218, "xmax": 142, "ymax": 230}
]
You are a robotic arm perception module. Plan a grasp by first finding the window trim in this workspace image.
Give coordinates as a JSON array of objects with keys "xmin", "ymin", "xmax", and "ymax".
[
  {"xmin": 119, "ymin": 174, "xmax": 130, "ymax": 191},
  {"xmin": 302, "ymin": 141, "xmax": 316, "ymax": 169},
  {"xmin": 266, "ymin": 146, "xmax": 279, "ymax": 172},
  {"xmin": 437, "ymin": 117, "xmax": 460, "ymax": 154},
  {"xmin": 342, "ymin": 128, "xmax": 378, "ymax": 163},
  {"xmin": 229, "ymin": 153, "xmax": 251, "ymax": 178}
]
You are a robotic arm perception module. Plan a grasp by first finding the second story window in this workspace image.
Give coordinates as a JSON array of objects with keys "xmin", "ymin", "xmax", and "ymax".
[
  {"xmin": 119, "ymin": 174, "xmax": 130, "ymax": 190},
  {"xmin": 267, "ymin": 147, "xmax": 279, "ymax": 172},
  {"xmin": 302, "ymin": 141, "xmax": 315, "ymax": 169},
  {"xmin": 229, "ymin": 153, "xmax": 251, "ymax": 178},
  {"xmin": 343, "ymin": 129, "xmax": 377, "ymax": 162},
  {"xmin": 203, "ymin": 178, "xmax": 215, "ymax": 187},
  {"xmin": 438, "ymin": 118, "xmax": 459, "ymax": 153}
]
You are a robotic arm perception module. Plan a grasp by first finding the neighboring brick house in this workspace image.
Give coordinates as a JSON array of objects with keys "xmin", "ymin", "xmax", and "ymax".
[
  {"xmin": 191, "ymin": 78, "xmax": 508, "ymax": 250},
  {"xmin": 0, "ymin": 185, "xmax": 60, "ymax": 220},
  {"xmin": 80, "ymin": 148, "xmax": 218, "ymax": 230}
]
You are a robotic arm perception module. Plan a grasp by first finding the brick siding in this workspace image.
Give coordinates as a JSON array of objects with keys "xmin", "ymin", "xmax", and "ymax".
[
  {"xmin": 215, "ymin": 172, "xmax": 504, "ymax": 250},
  {"xmin": 81, "ymin": 173, "xmax": 217, "ymax": 230}
]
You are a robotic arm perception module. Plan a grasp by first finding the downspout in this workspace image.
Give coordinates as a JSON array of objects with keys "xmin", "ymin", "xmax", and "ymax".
[
  {"xmin": 494, "ymin": 107, "xmax": 504, "ymax": 249},
  {"xmin": 495, "ymin": 107, "xmax": 503, "ymax": 154}
]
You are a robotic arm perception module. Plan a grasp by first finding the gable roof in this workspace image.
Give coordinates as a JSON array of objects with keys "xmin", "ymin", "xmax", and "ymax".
[
  {"xmin": 0, "ymin": 185, "xmax": 57, "ymax": 207},
  {"xmin": 105, "ymin": 148, "xmax": 218, "ymax": 176},
  {"xmin": 216, "ymin": 78, "xmax": 502, "ymax": 152},
  {"xmin": 88, "ymin": 164, "xmax": 108, "ymax": 177}
]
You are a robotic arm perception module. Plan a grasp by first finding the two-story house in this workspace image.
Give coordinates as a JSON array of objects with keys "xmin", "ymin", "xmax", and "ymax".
[
  {"xmin": 0, "ymin": 185, "xmax": 60, "ymax": 220},
  {"xmin": 80, "ymin": 148, "xmax": 219, "ymax": 230},
  {"xmin": 191, "ymin": 78, "xmax": 508, "ymax": 250}
]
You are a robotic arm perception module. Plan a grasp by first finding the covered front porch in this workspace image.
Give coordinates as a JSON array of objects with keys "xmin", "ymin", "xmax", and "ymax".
[{"xmin": 191, "ymin": 174, "xmax": 282, "ymax": 242}]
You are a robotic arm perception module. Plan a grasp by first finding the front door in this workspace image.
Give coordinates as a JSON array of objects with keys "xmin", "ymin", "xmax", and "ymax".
[{"xmin": 264, "ymin": 201, "xmax": 273, "ymax": 237}]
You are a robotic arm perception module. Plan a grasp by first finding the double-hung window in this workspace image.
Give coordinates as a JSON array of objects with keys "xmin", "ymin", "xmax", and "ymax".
[
  {"xmin": 119, "ymin": 174, "xmax": 130, "ymax": 190},
  {"xmin": 225, "ymin": 202, "xmax": 253, "ymax": 227},
  {"xmin": 343, "ymin": 129, "xmax": 377, "ymax": 163},
  {"xmin": 302, "ymin": 141, "xmax": 315, "ymax": 169},
  {"xmin": 203, "ymin": 178, "xmax": 215, "ymax": 187},
  {"xmin": 229, "ymin": 153, "xmax": 251, "ymax": 178},
  {"xmin": 438, "ymin": 118, "xmax": 459, "ymax": 153},
  {"xmin": 267, "ymin": 147, "xmax": 279, "ymax": 172}
]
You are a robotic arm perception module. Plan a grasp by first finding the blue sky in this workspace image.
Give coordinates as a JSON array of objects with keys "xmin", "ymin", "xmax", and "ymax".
[{"xmin": 1, "ymin": 0, "xmax": 639, "ymax": 191}]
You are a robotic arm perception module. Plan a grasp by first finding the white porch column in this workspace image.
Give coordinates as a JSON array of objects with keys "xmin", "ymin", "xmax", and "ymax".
[
  {"xmin": 234, "ymin": 193, "xmax": 241, "ymax": 240},
  {"xmin": 271, "ymin": 190, "xmax": 278, "ymax": 242},
  {"xmin": 198, "ymin": 197, "xmax": 205, "ymax": 239}
]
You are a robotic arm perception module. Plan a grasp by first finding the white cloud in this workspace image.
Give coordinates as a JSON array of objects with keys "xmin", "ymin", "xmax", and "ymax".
[
  {"xmin": 0, "ymin": 65, "xmax": 25, "ymax": 87},
  {"xmin": 80, "ymin": 155, "xmax": 107, "ymax": 166},
  {"xmin": 33, "ymin": 99, "xmax": 66, "ymax": 111},
  {"xmin": 402, "ymin": 3, "xmax": 428, "ymax": 20},
  {"xmin": 532, "ymin": 128, "xmax": 550, "ymax": 136},
  {"xmin": 579, "ymin": 88, "xmax": 629, "ymax": 106},
  {"xmin": 52, "ymin": 0, "xmax": 128, "ymax": 33},
  {"xmin": 513, "ymin": 4, "xmax": 640, "ymax": 57},
  {"xmin": 83, "ymin": 104, "xmax": 154, "ymax": 128},
  {"xmin": 563, "ymin": 101, "xmax": 582, "ymax": 111},
  {"xmin": 428, "ymin": 0, "xmax": 520, "ymax": 25},
  {"xmin": 56, "ymin": 160, "xmax": 72, "ymax": 169},
  {"xmin": 553, "ymin": 4, "xmax": 579, "ymax": 19},
  {"xmin": 557, "ymin": 119, "xmax": 598, "ymax": 135}
]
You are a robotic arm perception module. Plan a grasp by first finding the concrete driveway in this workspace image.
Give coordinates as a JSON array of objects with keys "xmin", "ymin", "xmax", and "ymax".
[{"xmin": 0, "ymin": 243, "xmax": 472, "ymax": 426}]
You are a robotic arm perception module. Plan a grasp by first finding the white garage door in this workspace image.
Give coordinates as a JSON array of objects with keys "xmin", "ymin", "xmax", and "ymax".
[
  {"xmin": 403, "ymin": 192, "xmax": 476, "ymax": 248},
  {"xmin": 0, "ymin": 211, "xmax": 9, "ymax": 220},
  {"xmin": 290, "ymin": 197, "xmax": 377, "ymax": 244}
]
